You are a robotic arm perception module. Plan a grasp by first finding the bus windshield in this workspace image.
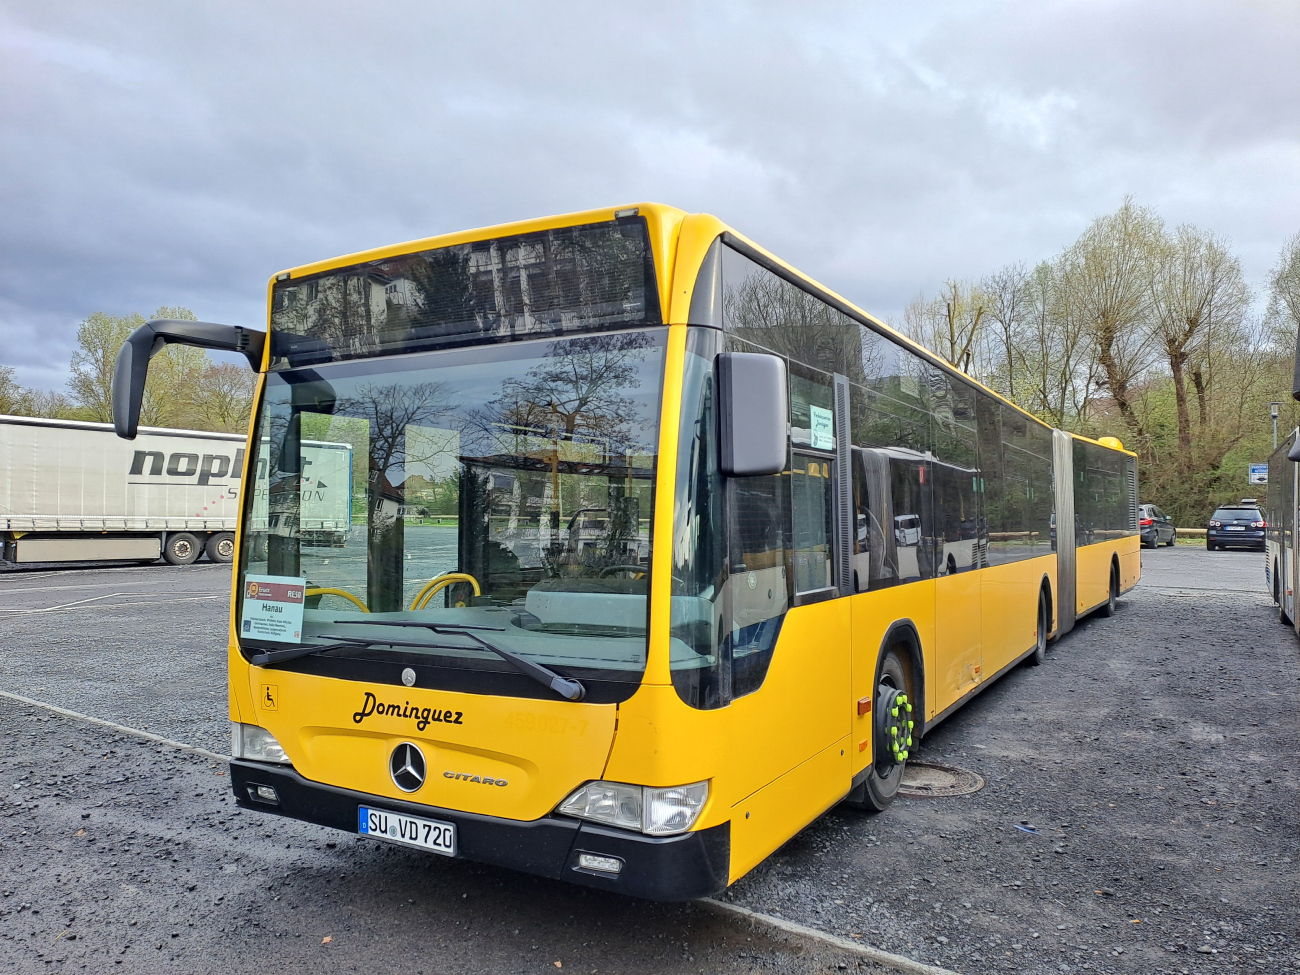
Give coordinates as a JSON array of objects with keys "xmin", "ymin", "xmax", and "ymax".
[{"xmin": 237, "ymin": 329, "xmax": 666, "ymax": 701}]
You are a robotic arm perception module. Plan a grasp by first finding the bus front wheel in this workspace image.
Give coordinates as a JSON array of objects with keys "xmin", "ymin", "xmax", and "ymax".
[{"xmin": 847, "ymin": 646, "xmax": 914, "ymax": 813}]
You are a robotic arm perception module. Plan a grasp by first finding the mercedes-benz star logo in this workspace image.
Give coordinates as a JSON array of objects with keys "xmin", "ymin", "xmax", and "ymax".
[{"xmin": 389, "ymin": 742, "xmax": 426, "ymax": 793}]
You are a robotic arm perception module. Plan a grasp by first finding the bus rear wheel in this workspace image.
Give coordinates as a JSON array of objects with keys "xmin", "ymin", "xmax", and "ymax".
[
  {"xmin": 848, "ymin": 646, "xmax": 915, "ymax": 813},
  {"xmin": 1100, "ymin": 565, "xmax": 1118, "ymax": 617},
  {"xmin": 1027, "ymin": 589, "xmax": 1048, "ymax": 666},
  {"xmin": 1276, "ymin": 563, "xmax": 1292, "ymax": 626}
]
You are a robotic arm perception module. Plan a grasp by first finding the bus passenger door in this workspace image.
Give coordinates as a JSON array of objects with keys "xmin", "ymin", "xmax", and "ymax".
[{"xmin": 933, "ymin": 463, "xmax": 982, "ymax": 711}]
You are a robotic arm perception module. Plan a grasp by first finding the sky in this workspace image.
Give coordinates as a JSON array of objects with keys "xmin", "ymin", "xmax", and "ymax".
[{"xmin": 2, "ymin": 1, "xmax": 1298, "ymax": 391}]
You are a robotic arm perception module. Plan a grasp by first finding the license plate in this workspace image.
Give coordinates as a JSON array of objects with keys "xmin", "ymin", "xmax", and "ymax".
[
  {"xmin": 358, "ymin": 805, "xmax": 456, "ymax": 856},
  {"xmin": 1227, "ymin": 526, "xmax": 1245, "ymax": 531}
]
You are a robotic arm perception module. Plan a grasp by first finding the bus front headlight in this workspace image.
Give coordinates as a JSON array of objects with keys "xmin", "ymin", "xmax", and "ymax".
[
  {"xmin": 231, "ymin": 722, "xmax": 292, "ymax": 765},
  {"xmin": 558, "ymin": 780, "xmax": 708, "ymax": 836}
]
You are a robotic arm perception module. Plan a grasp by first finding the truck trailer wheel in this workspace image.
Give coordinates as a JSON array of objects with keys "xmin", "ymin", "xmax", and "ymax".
[
  {"xmin": 163, "ymin": 532, "xmax": 201, "ymax": 565},
  {"xmin": 205, "ymin": 532, "xmax": 235, "ymax": 563}
]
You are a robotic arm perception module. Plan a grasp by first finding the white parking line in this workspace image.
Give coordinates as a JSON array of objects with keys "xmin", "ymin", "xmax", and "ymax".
[
  {"xmin": 0, "ymin": 577, "xmax": 217, "ymax": 594},
  {"xmin": 0, "ymin": 593, "xmax": 227, "ymax": 615},
  {"xmin": 0, "ymin": 689, "xmax": 226, "ymax": 762},
  {"xmin": 0, "ymin": 592, "xmax": 133, "ymax": 613},
  {"xmin": 700, "ymin": 898, "xmax": 961, "ymax": 975}
]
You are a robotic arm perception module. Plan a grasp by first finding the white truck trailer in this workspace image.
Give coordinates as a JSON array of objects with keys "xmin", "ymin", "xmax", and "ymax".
[
  {"xmin": 0, "ymin": 414, "xmax": 248, "ymax": 564},
  {"xmin": 1, "ymin": 415, "xmax": 355, "ymax": 565}
]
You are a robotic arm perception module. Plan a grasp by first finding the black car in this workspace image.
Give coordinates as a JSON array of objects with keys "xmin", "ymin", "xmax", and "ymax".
[
  {"xmin": 1139, "ymin": 503, "xmax": 1176, "ymax": 548},
  {"xmin": 1206, "ymin": 503, "xmax": 1265, "ymax": 551}
]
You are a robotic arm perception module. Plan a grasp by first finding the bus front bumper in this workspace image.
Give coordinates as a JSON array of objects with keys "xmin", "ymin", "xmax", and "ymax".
[{"xmin": 230, "ymin": 759, "xmax": 729, "ymax": 902}]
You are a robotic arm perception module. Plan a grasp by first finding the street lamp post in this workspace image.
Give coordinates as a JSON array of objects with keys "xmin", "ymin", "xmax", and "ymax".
[{"xmin": 1271, "ymin": 402, "xmax": 1281, "ymax": 449}]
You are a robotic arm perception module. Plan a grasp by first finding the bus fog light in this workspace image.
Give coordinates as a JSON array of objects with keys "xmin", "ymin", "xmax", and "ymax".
[
  {"xmin": 576, "ymin": 853, "xmax": 623, "ymax": 874},
  {"xmin": 558, "ymin": 781, "xmax": 641, "ymax": 830},
  {"xmin": 232, "ymin": 722, "xmax": 292, "ymax": 765},
  {"xmin": 643, "ymin": 781, "xmax": 708, "ymax": 836},
  {"xmin": 249, "ymin": 784, "xmax": 280, "ymax": 804}
]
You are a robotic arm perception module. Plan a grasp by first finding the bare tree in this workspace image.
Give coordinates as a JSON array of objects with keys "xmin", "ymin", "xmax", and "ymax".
[
  {"xmin": 1266, "ymin": 230, "xmax": 1300, "ymax": 347},
  {"xmin": 981, "ymin": 262, "xmax": 1029, "ymax": 399},
  {"xmin": 1059, "ymin": 198, "xmax": 1163, "ymax": 447},
  {"xmin": 1150, "ymin": 226, "xmax": 1252, "ymax": 473},
  {"xmin": 191, "ymin": 361, "xmax": 257, "ymax": 433},
  {"xmin": 900, "ymin": 280, "xmax": 986, "ymax": 374}
]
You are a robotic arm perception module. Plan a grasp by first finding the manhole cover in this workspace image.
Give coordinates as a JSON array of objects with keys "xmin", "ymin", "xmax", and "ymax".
[{"xmin": 898, "ymin": 762, "xmax": 984, "ymax": 798}]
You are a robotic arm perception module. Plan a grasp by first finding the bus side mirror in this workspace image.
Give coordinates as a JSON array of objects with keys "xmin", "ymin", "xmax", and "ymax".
[
  {"xmin": 717, "ymin": 351, "xmax": 788, "ymax": 477},
  {"xmin": 1288, "ymin": 440, "xmax": 1300, "ymax": 462},
  {"xmin": 112, "ymin": 318, "xmax": 265, "ymax": 439}
]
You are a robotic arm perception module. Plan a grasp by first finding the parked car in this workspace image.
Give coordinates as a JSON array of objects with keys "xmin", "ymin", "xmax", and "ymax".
[
  {"xmin": 1139, "ymin": 503, "xmax": 1176, "ymax": 548},
  {"xmin": 1206, "ymin": 502, "xmax": 1265, "ymax": 551}
]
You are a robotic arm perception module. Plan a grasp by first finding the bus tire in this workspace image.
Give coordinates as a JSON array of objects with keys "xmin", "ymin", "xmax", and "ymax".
[
  {"xmin": 1027, "ymin": 589, "xmax": 1048, "ymax": 666},
  {"xmin": 1275, "ymin": 563, "xmax": 1291, "ymax": 625},
  {"xmin": 205, "ymin": 532, "xmax": 235, "ymax": 564},
  {"xmin": 163, "ymin": 532, "xmax": 201, "ymax": 566},
  {"xmin": 848, "ymin": 645, "xmax": 914, "ymax": 813},
  {"xmin": 1100, "ymin": 564, "xmax": 1118, "ymax": 617}
]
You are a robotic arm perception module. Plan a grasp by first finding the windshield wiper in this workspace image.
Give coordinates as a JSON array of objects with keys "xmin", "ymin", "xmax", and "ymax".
[
  {"xmin": 249, "ymin": 640, "xmax": 357, "ymax": 668},
  {"xmin": 331, "ymin": 619, "xmax": 587, "ymax": 701}
]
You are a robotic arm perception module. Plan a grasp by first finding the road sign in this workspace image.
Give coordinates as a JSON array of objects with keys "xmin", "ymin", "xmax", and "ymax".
[{"xmin": 1248, "ymin": 463, "xmax": 1268, "ymax": 485}]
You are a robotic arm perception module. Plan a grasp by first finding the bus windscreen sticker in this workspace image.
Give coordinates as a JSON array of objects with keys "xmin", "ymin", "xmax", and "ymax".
[
  {"xmin": 241, "ymin": 575, "xmax": 307, "ymax": 643},
  {"xmin": 810, "ymin": 405, "xmax": 834, "ymax": 451}
]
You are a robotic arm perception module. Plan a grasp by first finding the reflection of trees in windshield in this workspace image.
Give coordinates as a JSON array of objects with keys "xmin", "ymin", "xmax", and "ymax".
[
  {"xmin": 723, "ymin": 265, "xmax": 870, "ymax": 384},
  {"xmin": 458, "ymin": 333, "xmax": 661, "ymax": 603},
  {"xmin": 337, "ymin": 381, "xmax": 457, "ymax": 491},
  {"xmin": 481, "ymin": 332, "xmax": 656, "ymax": 453},
  {"xmin": 268, "ymin": 221, "xmax": 661, "ymax": 367}
]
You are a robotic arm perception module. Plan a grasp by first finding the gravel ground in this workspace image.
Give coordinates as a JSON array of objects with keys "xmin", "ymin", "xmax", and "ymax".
[
  {"xmin": 0, "ymin": 562, "xmax": 232, "ymax": 753},
  {"xmin": 1, "ymin": 549, "xmax": 1297, "ymax": 974}
]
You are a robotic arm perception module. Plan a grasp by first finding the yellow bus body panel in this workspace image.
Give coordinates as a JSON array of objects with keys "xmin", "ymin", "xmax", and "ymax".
[
  {"xmin": 934, "ymin": 569, "xmax": 981, "ymax": 713},
  {"xmin": 728, "ymin": 735, "xmax": 849, "ymax": 883},
  {"xmin": 1119, "ymin": 536, "xmax": 1141, "ymax": 593},
  {"xmin": 727, "ymin": 599, "xmax": 850, "ymax": 806},
  {"xmin": 980, "ymin": 554, "xmax": 1054, "ymax": 675},
  {"xmin": 1075, "ymin": 536, "xmax": 1140, "ymax": 615},
  {"xmin": 244, "ymin": 668, "xmax": 617, "ymax": 820}
]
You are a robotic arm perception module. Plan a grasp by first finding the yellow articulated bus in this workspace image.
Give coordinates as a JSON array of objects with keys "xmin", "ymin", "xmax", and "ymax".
[{"xmin": 111, "ymin": 204, "xmax": 1139, "ymax": 901}]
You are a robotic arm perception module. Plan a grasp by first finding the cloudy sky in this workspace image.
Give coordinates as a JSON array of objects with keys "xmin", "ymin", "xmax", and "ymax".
[{"xmin": 2, "ymin": 1, "xmax": 1297, "ymax": 390}]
